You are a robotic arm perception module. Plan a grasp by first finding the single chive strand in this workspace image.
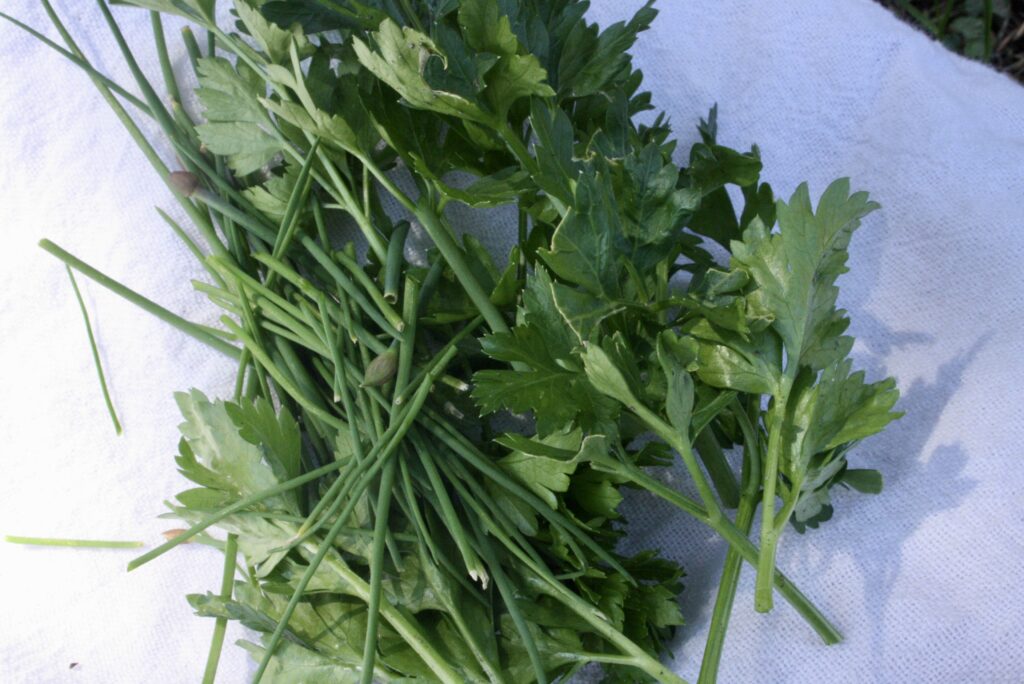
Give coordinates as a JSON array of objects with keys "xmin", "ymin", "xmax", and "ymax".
[
  {"xmin": 328, "ymin": 246, "xmax": 405, "ymax": 333},
  {"xmin": 5, "ymin": 535, "xmax": 142, "ymax": 549},
  {"xmin": 358, "ymin": 451, "xmax": 400, "ymax": 684},
  {"xmin": 150, "ymin": 11, "xmax": 185, "ymax": 116},
  {"xmin": 66, "ymin": 267, "xmax": 122, "ymax": 435},
  {"xmin": 41, "ymin": 240, "xmax": 240, "ymax": 360},
  {"xmin": 235, "ymin": 289, "xmax": 272, "ymax": 400},
  {"xmin": 269, "ymin": 140, "xmax": 321, "ymax": 262},
  {"xmin": 311, "ymin": 196, "xmax": 331, "ymax": 253},
  {"xmin": 39, "ymin": 1, "xmax": 226, "ymax": 258},
  {"xmin": 181, "ymin": 26, "xmax": 203, "ymax": 66},
  {"xmin": 200, "ymin": 533, "xmax": 237, "ymax": 684},
  {"xmin": 383, "ymin": 221, "xmax": 410, "ymax": 304},
  {"xmin": 127, "ymin": 459, "xmax": 346, "ymax": 572},
  {"xmin": 156, "ymin": 208, "xmax": 226, "ymax": 287},
  {"xmin": 0, "ymin": 11, "xmax": 150, "ymax": 113},
  {"xmin": 474, "ymin": 527, "xmax": 548, "ymax": 684}
]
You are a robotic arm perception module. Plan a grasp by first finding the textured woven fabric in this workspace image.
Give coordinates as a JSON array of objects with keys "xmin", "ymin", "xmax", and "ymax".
[{"xmin": 2, "ymin": 1, "xmax": 1022, "ymax": 682}]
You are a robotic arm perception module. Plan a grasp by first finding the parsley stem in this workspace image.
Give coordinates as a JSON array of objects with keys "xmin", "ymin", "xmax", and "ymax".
[
  {"xmin": 66, "ymin": 267, "xmax": 122, "ymax": 435},
  {"xmin": 699, "ymin": 401, "xmax": 763, "ymax": 684},
  {"xmin": 621, "ymin": 463, "xmax": 841, "ymax": 645},
  {"xmin": 5, "ymin": 535, "xmax": 142, "ymax": 548},
  {"xmin": 755, "ymin": 375, "xmax": 794, "ymax": 612},
  {"xmin": 40, "ymin": 240, "xmax": 240, "ymax": 360}
]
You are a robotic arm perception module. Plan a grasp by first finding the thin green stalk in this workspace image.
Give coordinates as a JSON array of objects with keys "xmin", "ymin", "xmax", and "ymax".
[
  {"xmin": 0, "ymin": 11, "xmax": 150, "ymax": 113},
  {"xmin": 127, "ymin": 458, "xmax": 348, "ymax": 571},
  {"xmin": 699, "ymin": 401, "xmax": 762, "ymax": 684},
  {"xmin": 755, "ymin": 375, "xmax": 794, "ymax": 612},
  {"xmin": 360, "ymin": 276, "xmax": 418, "ymax": 684},
  {"xmin": 383, "ymin": 221, "xmax": 409, "ymax": 304},
  {"xmin": 474, "ymin": 528, "xmax": 548, "ymax": 684},
  {"xmin": 694, "ymin": 427, "xmax": 739, "ymax": 508},
  {"xmin": 39, "ymin": 0, "xmax": 228, "ymax": 258},
  {"xmin": 155, "ymin": 208, "xmax": 226, "ymax": 287},
  {"xmin": 201, "ymin": 533, "xmax": 237, "ymax": 684},
  {"xmin": 182, "ymin": 26, "xmax": 203, "ymax": 65},
  {"xmin": 413, "ymin": 204, "xmax": 508, "ymax": 334},
  {"xmin": 66, "ymin": 266, "xmax": 122, "ymax": 435},
  {"xmin": 41, "ymin": 240, "xmax": 239, "ymax": 359},
  {"xmin": 5, "ymin": 535, "xmax": 142, "ymax": 548}
]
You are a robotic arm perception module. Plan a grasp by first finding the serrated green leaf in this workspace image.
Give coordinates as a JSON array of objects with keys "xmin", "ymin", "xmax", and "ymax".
[
  {"xmin": 731, "ymin": 178, "xmax": 879, "ymax": 372},
  {"xmin": 539, "ymin": 169, "xmax": 622, "ymax": 298},
  {"xmin": 235, "ymin": 0, "xmax": 310, "ymax": 63},
  {"xmin": 353, "ymin": 20, "xmax": 489, "ymax": 123},
  {"xmin": 458, "ymin": 0, "xmax": 519, "ymax": 56},
  {"xmin": 226, "ymin": 396, "xmax": 302, "ymax": 482},
  {"xmin": 175, "ymin": 390, "xmax": 282, "ymax": 500},
  {"xmin": 196, "ymin": 121, "xmax": 281, "ymax": 175}
]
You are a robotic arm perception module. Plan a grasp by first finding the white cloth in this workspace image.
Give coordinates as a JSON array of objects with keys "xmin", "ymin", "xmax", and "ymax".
[{"xmin": 2, "ymin": 1, "xmax": 1023, "ymax": 683}]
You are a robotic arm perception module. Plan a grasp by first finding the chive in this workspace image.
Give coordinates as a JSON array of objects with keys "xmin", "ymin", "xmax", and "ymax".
[
  {"xmin": 66, "ymin": 267, "xmax": 122, "ymax": 435},
  {"xmin": 41, "ymin": 240, "xmax": 239, "ymax": 359},
  {"xmin": 6, "ymin": 535, "xmax": 142, "ymax": 548},
  {"xmin": 383, "ymin": 221, "xmax": 410, "ymax": 304}
]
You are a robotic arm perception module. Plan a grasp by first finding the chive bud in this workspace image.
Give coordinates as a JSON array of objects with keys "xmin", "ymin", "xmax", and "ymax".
[
  {"xmin": 362, "ymin": 348, "xmax": 398, "ymax": 387},
  {"xmin": 168, "ymin": 171, "xmax": 199, "ymax": 197}
]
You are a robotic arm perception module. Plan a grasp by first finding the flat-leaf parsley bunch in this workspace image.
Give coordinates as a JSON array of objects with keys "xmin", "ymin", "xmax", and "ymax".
[{"xmin": 4, "ymin": 1, "xmax": 900, "ymax": 682}]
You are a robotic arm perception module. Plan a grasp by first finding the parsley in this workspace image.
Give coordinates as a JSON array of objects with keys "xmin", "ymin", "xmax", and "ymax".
[{"xmin": 6, "ymin": 0, "xmax": 902, "ymax": 682}]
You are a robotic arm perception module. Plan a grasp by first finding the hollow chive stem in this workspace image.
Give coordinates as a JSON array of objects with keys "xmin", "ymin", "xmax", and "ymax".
[
  {"xmin": 0, "ymin": 11, "xmax": 150, "ymax": 113},
  {"xmin": 383, "ymin": 221, "xmax": 410, "ymax": 304},
  {"xmin": 127, "ymin": 459, "xmax": 349, "ymax": 572},
  {"xmin": 360, "ymin": 276, "xmax": 418, "ymax": 684},
  {"xmin": 40, "ymin": 240, "xmax": 239, "ymax": 359},
  {"xmin": 5, "ymin": 535, "xmax": 142, "ymax": 548},
  {"xmin": 474, "ymin": 527, "xmax": 548, "ymax": 684},
  {"xmin": 66, "ymin": 267, "xmax": 122, "ymax": 435},
  {"xmin": 39, "ymin": 0, "xmax": 228, "ymax": 259},
  {"xmin": 200, "ymin": 533, "xmax": 237, "ymax": 684}
]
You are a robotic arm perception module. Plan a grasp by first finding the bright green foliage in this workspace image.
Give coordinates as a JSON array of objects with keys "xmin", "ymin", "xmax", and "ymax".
[{"xmin": 17, "ymin": 0, "xmax": 906, "ymax": 682}]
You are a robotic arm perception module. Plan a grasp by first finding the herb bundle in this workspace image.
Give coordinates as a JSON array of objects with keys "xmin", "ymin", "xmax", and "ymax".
[{"xmin": 6, "ymin": 1, "xmax": 901, "ymax": 682}]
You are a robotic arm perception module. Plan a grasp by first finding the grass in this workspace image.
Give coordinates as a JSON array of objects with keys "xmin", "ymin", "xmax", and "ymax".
[{"xmin": 877, "ymin": 0, "xmax": 1024, "ymax": 82}]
